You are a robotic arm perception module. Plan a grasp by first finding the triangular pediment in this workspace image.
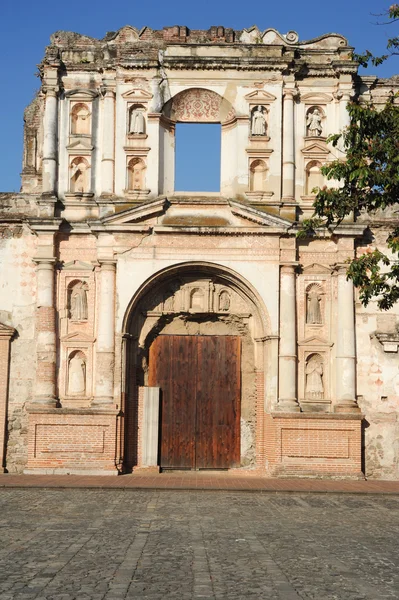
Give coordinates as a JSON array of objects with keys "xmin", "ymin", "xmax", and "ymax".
[
  {"xmin": 122, "ymin": 88, "xmax": 153, "ymax": 101},
  {"xmin": 66, "ymin": 139, "xmax": 94, "ymax": 151},
  {"xmin": 103, "ymin": 198, "xmax": 168, "ymax": 225},
  {"xmin": 245, "ymin": 89, "xmax": 277, "ymax": 102},
  {"xmin": 100, "ymin": 197, "xmax": 293, "ymax": 232},
  {"xmin": 302, "ymin": 263, "xmax": 333, "ymax": 274},
  {"xmin": 301, "ymin": 141, "xmax": 329, "ymax": 156},
  {"xmin": 298, "ymin": 335, "xmax": 333, "ymax": 346},
  {"xmin": 300, "ymin": 92, "xmax": 333, "ymax": 103},
  {"xmin": 61, "ymin": 260, "xmax": 94, "ymax": 271},
  {"xmin": 108, "ymin": 25, "xmax": 140, "ymax": 44},
  {"xmin": 61, "ymin": 331, "xmax": 96, "ymax": 343},
  {"xmin": 229, "ymin": 200, "xmax": 292, "ymax": 229}
]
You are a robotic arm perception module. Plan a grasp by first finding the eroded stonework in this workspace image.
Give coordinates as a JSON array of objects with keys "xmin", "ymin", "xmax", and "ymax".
[{"xmin": 0, "ymin": 24, "xmax": 398, "ymax": 478}]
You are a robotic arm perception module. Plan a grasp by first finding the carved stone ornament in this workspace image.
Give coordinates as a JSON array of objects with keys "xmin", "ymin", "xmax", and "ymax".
[
  {"xmin": 306, "ymin": 284, "xmax": 322, "ymax": 325},
  {"xmin": 129, "ymin": 107, "xmax": 145, "ymax": 134},
  {"xmin": 305, "ymin": 354, "xmax": 324, "ymax": 399},
  {"xmin": 68, "ymin": 351, "xmax": 86, "ymax": 396},
  {"xmin": 69, "ymin": 281, "xmax": 89, "ymax": 321},
  {"xmin": 251, "ymin": 105, "xmax": 267, "ymax": 136},
  {"xmin": 306, "ymin": 107, "xmax": 323, "ymax": 137}
]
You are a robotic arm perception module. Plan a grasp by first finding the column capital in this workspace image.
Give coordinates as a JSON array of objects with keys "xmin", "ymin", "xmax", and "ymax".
[
  {"xmin": 33, "ymin": 258, "xmax": 56, "ymax": 269},
  {"xmin": 101, "ymin": 87, "xmax": 116, "ymax": 98},
  {"xmin": 283, "ymin": 88, "xmax": 299, "ymax": 100},
  {"xmin": 99, "ymin": 260, "xmax": 117, "ymax": 271},
  {"xmin": 280, "ymin": 262, "xmax": 299, "ymax": 274},
  {"xmin": 332, "ymin": 263, "xmax": 350, "ymax": 276}
]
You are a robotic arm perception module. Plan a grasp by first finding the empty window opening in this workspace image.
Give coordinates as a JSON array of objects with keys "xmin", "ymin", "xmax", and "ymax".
[{"xmin": 175, "ymin": 123, "xmax": 221, "ymax": 192}]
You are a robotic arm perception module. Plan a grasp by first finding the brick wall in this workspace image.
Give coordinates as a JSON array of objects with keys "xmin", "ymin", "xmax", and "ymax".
[
  {"xmin": 26, "ymin": 407, "xmax": 119, "ymax": 475},
  {"xmin": 265, "ymin": 412, "xmax": 363, "ymax": 478}
]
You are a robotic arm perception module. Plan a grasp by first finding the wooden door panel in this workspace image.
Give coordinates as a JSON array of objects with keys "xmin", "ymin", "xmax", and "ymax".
[
  {"xmin": 149, "ymin": 336, "xmax": 196, "ymax": 468},
  {"xmin": 149, "ymin": 335, "xmax": 241, "ymax": 470},
  {"xmin": 196, "ymin": 336, "xmax": 241, "ymax": 469}
]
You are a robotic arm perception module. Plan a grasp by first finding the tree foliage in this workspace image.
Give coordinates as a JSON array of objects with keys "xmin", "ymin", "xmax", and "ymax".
[{"xmin": 299, "ymin": 5, "xmax": 399, "ymax": 310}]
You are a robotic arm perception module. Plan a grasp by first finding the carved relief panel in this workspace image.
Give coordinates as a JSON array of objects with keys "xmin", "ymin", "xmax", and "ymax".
[
  {"xmin": 297, "ymin": 264, "xmax": 333, "ymax": 411},
  {"xmin": 140, "ymin": 277, "xmax": 248, "ymax": 317},
  {"xmin": 57, "ymin": 261, "xmax": 97, "ymax": 406}
]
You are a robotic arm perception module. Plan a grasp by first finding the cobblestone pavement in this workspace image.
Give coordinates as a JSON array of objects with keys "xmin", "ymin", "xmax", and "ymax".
[{"xmin": 0, "ymin": 490, "xmax": 398, "ymax": 600}]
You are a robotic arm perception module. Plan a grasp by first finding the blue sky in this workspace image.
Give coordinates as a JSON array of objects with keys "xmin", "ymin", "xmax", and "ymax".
[{"xmin": 0, "ymin": 0, "xmax": 395, "ymax": 192}]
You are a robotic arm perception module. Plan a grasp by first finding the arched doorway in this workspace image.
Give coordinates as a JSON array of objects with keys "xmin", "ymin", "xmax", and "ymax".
[{"xmin": 122, "ymin": 262, "xmax": 269, "ymax": 472}]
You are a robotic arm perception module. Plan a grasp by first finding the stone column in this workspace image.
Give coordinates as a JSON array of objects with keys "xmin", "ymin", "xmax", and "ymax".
[
  {"xmin": 33, "ymin": 258, "xmax": 57, "ymax": 406},
  {"xmin": 93, "ymin": 261, "xmax": 116, "ymax": 405},
  {"xmin": 278, "ymin": 264, "xmax": 300, "ymax": 411},
  {"xmin": 0, "ymin": 324, "xmax": 15, "ymax": 472},
  {"xmin": 42, "ymin": 89, "xmax": 58, "ymax": 195},
  {"xmin": 101, "ymin": 87, "xmax": 115, "ymax": 196},
  {"xmin": 281, "ymin": 89, "xmax": 295, "ymax": 202},
  {"xmin": 335, "ymin": 266, "xmax": 360, "ymax": 412}
]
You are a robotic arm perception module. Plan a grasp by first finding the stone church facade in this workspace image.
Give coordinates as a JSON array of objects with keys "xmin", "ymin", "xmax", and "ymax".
[{"xmin": 0, "ymin": 25, "xmax": 398, "ymax": 478}]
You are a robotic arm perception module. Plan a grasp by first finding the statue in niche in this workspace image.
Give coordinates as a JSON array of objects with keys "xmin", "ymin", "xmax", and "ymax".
[
  {"xmin": 129, "ymin": 108, "xmax": 145, "ymax": 134},
  {"xmin": 306, "ymin": 287, "xmax": 322, "ymax": 325},
  {"xmin": 305, "ymin": 355, "xmax": 324, "ymax": 399},
  {"xmin": 219, "ymin": 290, "xmax": 230, "ymax": 311},
  {"xmin": 70, "ymin": 282, "xmax": 89, "ymax": 321},
  {"xmin": 251, "ymin": 105, "xmax": 267, "ymax": 136},
  {"xmin": 68, "ymin": 352, "xmax": 86, "ymax": 396},
  {"xmin": 306, "ymin": 108, "xmax": 323, "ymax": 137}
]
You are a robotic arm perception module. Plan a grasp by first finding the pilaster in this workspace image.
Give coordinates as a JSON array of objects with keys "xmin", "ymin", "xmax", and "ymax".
[{"xmin": 277, "ymin": 264, "xmax": 300, "ymax": 412}]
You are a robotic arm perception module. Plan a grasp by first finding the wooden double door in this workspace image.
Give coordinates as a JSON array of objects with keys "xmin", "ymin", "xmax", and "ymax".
[{"xmin": 148, "ymin": 335, "xmax": 241, "ymax": 470}]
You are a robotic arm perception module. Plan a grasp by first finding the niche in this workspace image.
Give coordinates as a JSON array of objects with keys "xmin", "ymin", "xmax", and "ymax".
[
  {"xmin": 250, "ymin": 159, "xmax": 267, "ymax": 192},
  {"xmin": 127, "ymin": 157, "xmax": 146, "ymax": 191},
  {"xmin": 305, "ymin": 160, "xmax": 324, "ymax": 195},
  {"xmin": 71, "ymin": 103, "xmax": 91, "ymax": 136},
  {"xmin": 68, "ymin": 280, "xmax": 89, "ymax": 321},
  {"xmin": 305, "ymin": 353, "xmax": 324, "ymax": 399},
  {"xmin": 128, "ymin": 104, "xmax": 146, "ymax": 135},
  {"xmin": 67, "ymin": 350, "xmax": 87, "ymax": 396},
  {"xmin": 306, "ymin": 106, "xmax": 324, "ymax": 137},
  {"xmin": 70, "ymin": 157, "xmax": 90, "ymax": 193},
  {"xmin": 190, "ymin": 287, "xmax": 205, "ymax": 311}
]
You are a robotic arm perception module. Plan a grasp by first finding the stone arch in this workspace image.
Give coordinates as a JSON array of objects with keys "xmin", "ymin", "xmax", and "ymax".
[
  {"xmin": 122, "ymin": 261, "xmax": 270, "ymax": 473},
  {"xmin": 162, "ymin": 88, "xmax": 236, "ymax": 123}
]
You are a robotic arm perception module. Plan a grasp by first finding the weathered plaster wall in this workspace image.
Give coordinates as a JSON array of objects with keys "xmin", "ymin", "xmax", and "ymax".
[{"xmin": 0, "ymin": 227, "xmax": 37, "ymax": 472}]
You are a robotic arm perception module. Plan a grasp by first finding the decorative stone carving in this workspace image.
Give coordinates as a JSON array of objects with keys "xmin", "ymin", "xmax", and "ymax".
[
  {"xmin": 306, "ymin": 107, "xmax": 323, "ymax": 137},
  {"xmin": 306, "ymin": 283, "xmax": 323, "ymax": 324},
  {"xmin": 69, "ymin": 281, "xmax": 89, "ymax": 321},
  {"xmin": 305, "ymin": 353, "xmax": 324, "ymax": 399},
  {"xmin": 71, "ymin": 103, "xmax": 91, "ymax": 135},
  {"xmin": 251, "ymin": 105, "xmax": 267, "ymax": 136},
  {"xmin": 129, "ymin": 106, "xmax": 145, "ymax": 134},
  {"xmin": 127, "ymin": 157, "xmax": 146, "ymax": 190},
  {"xmin": 169, "ymin": 88, "xmax": 235, "ymax": 123},
  {"xmin": 68, "ymin": 351, "xmax": 86, "ymax": 395},
  {"xmin": 218, "ymin": 290, "xmax": 230, "ymax": 311},
  {"xmin": 69, "ymin": 157, "xmax": 90, "ymax": 193}
]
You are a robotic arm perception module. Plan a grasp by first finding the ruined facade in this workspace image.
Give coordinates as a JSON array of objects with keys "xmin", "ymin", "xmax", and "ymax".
[{"xmin": 0, "ymin": 25, "xmax": 398, "ymax": 478}]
